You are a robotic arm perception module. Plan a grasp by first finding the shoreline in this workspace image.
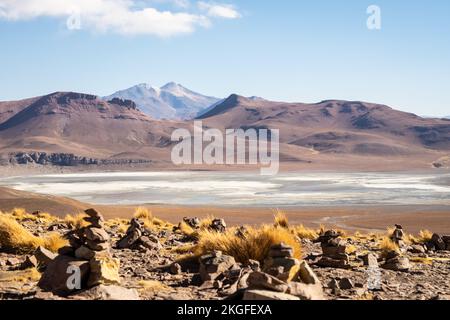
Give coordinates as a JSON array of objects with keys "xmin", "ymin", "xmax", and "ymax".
[{"xmin": 1, "ymin": 168, "xmax": 449, "ymax": 234}]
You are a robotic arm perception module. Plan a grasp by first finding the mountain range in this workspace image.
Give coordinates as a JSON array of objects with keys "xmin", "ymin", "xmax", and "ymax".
[
  {"xmin": 0, "ymin": 91, "xmax": 449, "ymax": 170},
  {"xmin": 104, "ymin": 83, "xmax": 221, "ymax": 120}
]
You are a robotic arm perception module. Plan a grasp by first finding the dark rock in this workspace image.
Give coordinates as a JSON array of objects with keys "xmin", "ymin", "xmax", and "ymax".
[{"xmin": 38, "ymin": 255, "xmax": 90, "ymax": 296}]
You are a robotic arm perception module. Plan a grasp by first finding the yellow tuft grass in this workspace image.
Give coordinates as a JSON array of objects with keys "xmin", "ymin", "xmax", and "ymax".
[
  {"xmin": 0, "ymin": 214, "xmax": 67, "ymax": 253},
  {"xmin": 8, "ymin": 208, "xmax": 56, "ymax": 224},
  {"xmin": 292, "ymin": 224, "xmax": 318, "ymax": 240},
  {"xmin": 133, "ymin": 207, "xmax": 173, "ymax": 231},
  {"xmin": 379, "ymin": 236, "xmax": 399, "ymax": 258},
  {"xmin": 194, "ymin": 225, "xmax": 301, "ymax": 264},
  {"xmin": 178, "ymin": 221, "xmax": 197, "ymax": 237},
  {"xmin": 346, "ymin": 244, "xmax": 358, "ymax": 255},
  {"xmin": 418, "ymin": 230, "xmax": 433, "ymax": 243},
  {"xmin": 273, "ymin": 210, "xmax": 289, "ymax": 229},
  {"xmin": 64, "ymin": 213, "xmax": 89, "ymax": 229}
]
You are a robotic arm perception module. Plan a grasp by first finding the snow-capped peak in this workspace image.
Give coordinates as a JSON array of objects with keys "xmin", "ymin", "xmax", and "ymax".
[{"xmin": 104, "ymin": 82, "xmax": 221, "ymax": 120}]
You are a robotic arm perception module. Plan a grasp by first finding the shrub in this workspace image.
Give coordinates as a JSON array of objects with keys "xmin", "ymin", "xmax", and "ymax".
[
  {"xmin": 273, "ymin": 210, "xmax": 289, "ymax": 229},
  {"xmin": 292, "ymin": 224, "xmax": 318, "ymax": 240},
  {"xmin": 0, "ymin": 214, "xmax": 67, "ymax": 253},
  {"xmin": 194, "ymin": 225, "xmax": 301, "ymax": 264}
]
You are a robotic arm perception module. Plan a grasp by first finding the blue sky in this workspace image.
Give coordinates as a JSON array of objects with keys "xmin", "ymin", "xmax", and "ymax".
[{"xmin": 0, "ymin": 0, "xmax": 449, "ymax": 116}]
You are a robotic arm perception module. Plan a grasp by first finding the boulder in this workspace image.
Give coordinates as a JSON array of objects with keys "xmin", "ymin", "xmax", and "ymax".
[
  {"xmin": 382, "ymin": 256, "xmax": 410, "ymax": 272},
  {"xmin": 431, "ymin": 234, "xmax": 446, "ymax": 251},
  {"xmin": 87, "ymin": 253, "xmax": 121, "ymax": 287},
  {"xmin": 243, "ymin": 290, "xmax": 300, "ymax": 301},
  {"xmin": 38, "ymin": 255, "xmax": 90, "ymax": 296}
]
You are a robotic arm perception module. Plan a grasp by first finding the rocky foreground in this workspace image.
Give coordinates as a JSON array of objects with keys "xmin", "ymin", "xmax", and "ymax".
[{"xmin": 0, "ymin": 209, "xmax": 449, "ymax": 301}]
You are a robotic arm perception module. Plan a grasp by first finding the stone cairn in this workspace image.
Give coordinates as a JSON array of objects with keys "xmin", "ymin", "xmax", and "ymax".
[
  {"xmin": 116, "ymin": 218, "xmax": 161, "ymax": 251},
  {"xmin": 391, "ymin": 224, "xmax": 405, "ymax": 247},
  {"xmin": 72, "ymin": 209, "xmax": 120, "ymax": 287},
  {"xmin": 263, "ymin": 243, "xmax": 300, "ymax": 282},
  {"xmin": 38, "ymin": 209, "xmax": 121, "ymax": 296},
  {"xmin": 381, "ymin": 225, "xmax": 411, "ymax": 272},
  {"xmin": 315, "ymin": 230, "xmax": 351, "ymax": 269},
  {"xmin": 245, "ymin": 243, "xmax": 324, "ymax": 300}
]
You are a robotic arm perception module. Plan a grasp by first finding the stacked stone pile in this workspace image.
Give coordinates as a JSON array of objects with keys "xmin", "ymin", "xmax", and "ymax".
[{"xmin": 315, "ymin": 230, "xmax": 351, "ymax": 269}]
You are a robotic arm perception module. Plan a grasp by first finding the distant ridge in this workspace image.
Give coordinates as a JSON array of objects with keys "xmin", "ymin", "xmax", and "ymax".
[{"xmin": 1, "ymin": 91, "xmax": 449, "ymax": 170}]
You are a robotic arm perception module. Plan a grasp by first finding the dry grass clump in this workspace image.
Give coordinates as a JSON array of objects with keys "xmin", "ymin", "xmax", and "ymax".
[
  {"xmin": 0, "ymin": 214, "xmax": 67, "ymax": 253},
  {"xmin": 8, "ymin": 208, "xmax": 56, "ymax": 224},
  {"xmin": 273, "ymin": 210, "xmax": 289, "ymax": 229},
  {"xmin": 379, "ymin": 236, "xmax": 399, "ymax": 258},
  {"xmin": 64, "ymin": 213, "xmax": 89, "ymax": 229},
  {"xmin": 194, "ymin": 225, "xmax": 301, "ymax": 264},
  {"xmin": 134, "ymin": 207, "xmax": 173, "ymax": 231},
  {"xmin": 178, "ymin": 221, "xmax": 197, "ymax": 237},
  {"xmin": 416, "ymin": 230, "xmax": 433, "ymax": 243},
  {"xmin": 292, "ymin": 224, "xmax": 318, "ymax": 240}
]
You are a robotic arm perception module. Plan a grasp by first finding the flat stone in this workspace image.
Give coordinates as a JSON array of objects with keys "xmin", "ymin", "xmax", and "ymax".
[
  {"xmin": 21, "ymin": 255, "xmax": 38, "ymax": 269},
  {"xmin": 316, "ymin": 256, "xmax": 351, "ymax": 269},
  {"xmin": 362, "ymin": 253, "xmax": 379, "ymax": 267},
  {"xmin": 34, "ymin": 246, "xmax": 57, "ymax": 267},
  {"xmin": 382, "ymin": 256, "xmax": 410, "ymax": 272},
  {"xmin": 76, "ymin": 285, "xmax": 140, "ymax": 300},
  {"xmin": 199, "ymin": 252, "xmax": 236, "ymax": 282},
  {"xmin": 295, "ymin": 261, "xmax": 321, "ymax": 286},
  {"xmin": 409, "ymin": 245, "xmax": 426, "ymax": 254},
  {"xmin": 269, "ymin": 243, "xmax": 294, "ymax": 258},
  {"xmin": 339, "ymin": 278, "xmax": 354, "ymax": 290},
  {"xmin": 6, "ymin": 257, "xmax": 21, "ymax": 266},
  {"xmin": 75, "ymin": 246, "xmax": 96, "ymax": 260},
  {"xmin": 86, "ymin": 240, "xmax": 110, "ymax": 252},
  {"xmin": 85, "ymin": 227, "xmax": 110, "ymax": 243},
  {"xmin": 116, "ymin": 229, "xmax": 142, "ymax": 249},
  {"xmin": 243, "ymin": 290, "xmax": 300, "ymax": 301},
  {"xmin": 288, "ymin": 282, "xmax": 325, "ymax": 300},
  {"xmin": 247, "ymin": 271, "xmax": 289, "ymax": 293},
  {"xmin": 84, "ymin": 208, "xmax": 104, "ymax": 220}
]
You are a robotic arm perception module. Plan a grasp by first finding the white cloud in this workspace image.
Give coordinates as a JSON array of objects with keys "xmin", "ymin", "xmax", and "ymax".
[
  {"xmin": 198, "ymin": 1, "xmax": 241, "ymax": 19},
  {"xmin": 0, "ymin": 0, "xmax": 239, "ymax": 37}
]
